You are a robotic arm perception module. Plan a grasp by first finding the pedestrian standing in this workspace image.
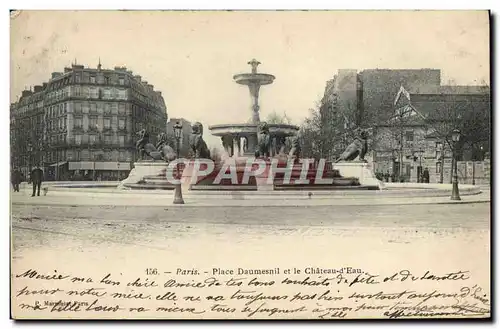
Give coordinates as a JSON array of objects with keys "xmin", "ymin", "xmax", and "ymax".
[
  {"xmin": 11, "ymin": 168, "xmax": 21, "ymax": 192},
  {"xmin": 30, "ymin": 166, "xmax": 44, "ymax": 197}
]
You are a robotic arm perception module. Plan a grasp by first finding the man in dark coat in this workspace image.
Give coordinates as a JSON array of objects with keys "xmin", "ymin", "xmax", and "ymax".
[
  {"xmin": 423, "ymin": 168, "xmax": 430, "ymax": 183},
  {"xmin": 11, "ymin": 168, "xmax": 21, "ymax": 192},
  {"xmin": 30, "ymin": 167, "xmax": 44, "ymax": 197}
]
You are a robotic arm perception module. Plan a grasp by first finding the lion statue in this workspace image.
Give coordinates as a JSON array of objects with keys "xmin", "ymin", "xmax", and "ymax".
[
  {"xmin": 156, "ymin": 133, "xmax": 177, "ymax": 162},
  {"xmin": 136, "ymin": 129, "xmax": 163, "ymax": 161},
  {"xmin": 189, "ymin": 122, "xmax": 211, "ymax": 159},
  {"xmin": 255, "ymin": 121, "xmax": 271, "ymax": 158},
  {"xmin": 335, "ymin": 128, "xmax": 369, "ymax": 163}
]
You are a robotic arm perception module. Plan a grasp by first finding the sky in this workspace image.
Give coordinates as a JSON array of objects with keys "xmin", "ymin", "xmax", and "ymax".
[{"xmin": 10, "ymin": 10, "xmax": 490, "ymax": 148}]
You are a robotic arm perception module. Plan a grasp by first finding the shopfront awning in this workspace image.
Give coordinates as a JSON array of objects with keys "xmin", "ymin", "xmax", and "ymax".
[
  {"xmin": 69, "ymin": 162, "xmax": 131, "ymax": 171},
  {"xmin": 49, "ymin": 161, "xmax": 68, "ymax": 167}
]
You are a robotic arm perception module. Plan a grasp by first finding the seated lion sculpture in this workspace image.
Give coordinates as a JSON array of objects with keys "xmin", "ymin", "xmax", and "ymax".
[
  {"xmin": 156, "ymin": 133, "xmax": 177, "ymax": 162},
  {"xmin": 136, "ymin": 129, "xmax": 163, "ymax": 161},
  {"xmin": 335, "ymin": 128, "xmax": 369, "ymax": 163},
  {"xmin": 189, "ymin": 122, "xmax": 211, "ymax": 159},
  {"xmin": 255, "ymin": 122, "xmax": 271, "ymax": 158}
]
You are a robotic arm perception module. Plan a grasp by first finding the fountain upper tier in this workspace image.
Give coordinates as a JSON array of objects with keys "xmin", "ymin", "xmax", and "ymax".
[{"xmin": 233, "ymin": 73, "xmax": 275, "ymax": 86}]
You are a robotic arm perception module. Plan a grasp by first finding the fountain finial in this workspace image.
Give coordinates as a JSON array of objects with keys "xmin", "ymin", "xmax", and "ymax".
[{"xmin": 248, "ymin": 59, "xmax": 261, "ymax": 74}]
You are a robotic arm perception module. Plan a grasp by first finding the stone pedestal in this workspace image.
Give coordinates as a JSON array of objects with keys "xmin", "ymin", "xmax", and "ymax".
[
  {"xmin": 118, "ymin": 161, "xmax": 174, "ymax": 190},
  {"xmin": 333, "ymin": 162, "xmax": 385, "ymax": 190}
]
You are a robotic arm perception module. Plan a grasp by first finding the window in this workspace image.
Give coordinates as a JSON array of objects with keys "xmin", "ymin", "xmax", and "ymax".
[
  {"xmin": 90, "ymin": 76, "xmax": 96, "ymax": 84},
  {"xmin": 103, "ymin": 89, "xmax": 111, "ymax": 99},
  {"xmin": 435, "ymin": 142, "xmax": 443, "ymax": 159},
  {"xmin": 75, "ymin": 74, "xmax": 81, "ymax": 82},
  {"xmin": 119, "ymin": 135, "xmax": 125, "ymax": 146},
  {"xmin": 104, "ymin": 103, "xmax": 111, "ymax": 114},
  {"xmin": 118, "ymin": 103, "xmax": 126, "ymax": 114},
  {"xmin": 104, "ymin": 135, "xmax": 112, "ymax": 143},
  {"xmin": 97, "ymin": 102, "xmax": 103, "ymax": 111},
  {"xmin": 119, "ymin": 77, "xmax": 125, "ymax": 85},
  {"xmin": 436, "ymin": 162, "xmax": 442, "ymax": 174},
  {"xmin": 118, "ymin": 89, "xmax": 127, "ymax": 100},
  {"xmin": 90, "ymin": 116, "xmax": 98, "ymax": 128},
  {"xmin": 118, "ymin": 118, "xmax": 125, "ymax": 129},
  {"xmin": 82, "ymin": 102, "xmax": 89, "ymax": 113},
  {"xmin": 74, "ymin": 117, "xmax": 83, "ymax": 128},
  {"xmin": 90, "ymin": 102, "xmax": 97, "ymax": 113},
  {"xmin": 90, "ymin": 88, "xmax": 98, "ymax": 98},
  {"xmin": 405, "ymin": 131, "xmax": 414, "ymax": 142},
  {"xmin": 74, "ymin": 102, "xmax": 82, "ymax": 113},
  {"xmin": 75, "ymin": 134, "xmax": 82, "ymax": 145},
  {"xmin": 90, "ymin": 135, "xmax": 97, "ymax": 144},
  {"xmin": 104, "ymin": 118, "xmax": 111, "ymax": 129},
  {"xmin": 82, "ymin": 87, "xmax": 89, "ymax": 98}
]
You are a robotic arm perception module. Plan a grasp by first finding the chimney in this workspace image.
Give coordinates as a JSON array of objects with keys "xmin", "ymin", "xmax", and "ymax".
[
  {"xmin": 126, "ymin": 70, "xmax": 133, "ymax": 75},
  {"xmin": 21, "ymin": 90, "xmax": 32, "ymax": 97},
  {"xmin": 114, "ymin": 66, "xmax": 126, "ymax": 72},
  {"xmin": 134, "ymin": 75, "xmax": 142, "ymax": 82},
  {"xmin": 147, "ymin": 84, "xmax": 154, "ymax": 90},
  {"xmin": 51, "ymin": 72, "xmax": 62, "ymax": 79},
  {"xmin": 64, "ymin": 67, "xmax": 72, "ymax": 73},
  {"xmin": 155, "ymin": 91, "xmax": 162, "ymax": 97},
  {"xmin": 142, "ymin": 81, "xmax": 148, "ymax": 86},
  {"xmin": 71, "ymin": 64, "xmax": 84, "ymax": 69},
  {"xmin": 34, "ymin": 85, "xmax": 43, "ymax": 93}
]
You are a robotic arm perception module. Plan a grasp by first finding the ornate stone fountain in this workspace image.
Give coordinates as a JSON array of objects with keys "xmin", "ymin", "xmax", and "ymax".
[{"xmin": 209, "ymin": 59, "xmax": 299, "ymax": 157}]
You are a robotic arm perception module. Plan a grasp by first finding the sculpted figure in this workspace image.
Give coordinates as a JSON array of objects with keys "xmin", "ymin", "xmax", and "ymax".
[
  {"xmin": 189, "ymin": 122, "xmax": 211, "ymax": 159},
  {"xmin": 255, "ymin": 121, "xmax": 271, "ymax": 158},
  {"xmin": 335, "ymin": 128, "xmax": 369, "ymax": 163},
  {"xmin": 136, "ymin": 129, "xmax": 162, "ymax": 161},
  {"xmin": 156, "ymin": 132, "xmax": 177, "ymax": 162},
  {"xmin": 288, "ymin": 135, "xmax": 301, "ymax": 160},
  {"xmin": 275, "ymin": 136, "xmax": 287, "ymax": 155},
  {"xmin": 221, "ymin": 135, "xmax": 234, "ymax": 157}
]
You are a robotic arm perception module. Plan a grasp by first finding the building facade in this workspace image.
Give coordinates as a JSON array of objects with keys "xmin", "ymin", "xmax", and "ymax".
[
  {"xmin": 320, "ymin": 68, "xmax": 490, "ymax": 182},
  {"xmin": 10, "ymin": 62, "xmax": 168, "ymax": 180}
]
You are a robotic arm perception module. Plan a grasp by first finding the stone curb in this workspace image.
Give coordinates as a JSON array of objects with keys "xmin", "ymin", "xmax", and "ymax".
[{"xmin": 11, "ymin": 197, "xmax": 490, "ymax": 208}]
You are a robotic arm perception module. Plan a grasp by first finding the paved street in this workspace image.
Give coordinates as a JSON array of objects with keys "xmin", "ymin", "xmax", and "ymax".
[{"xmin": 12, "ymin": 202, "xmax": 490, "ymax": 259}]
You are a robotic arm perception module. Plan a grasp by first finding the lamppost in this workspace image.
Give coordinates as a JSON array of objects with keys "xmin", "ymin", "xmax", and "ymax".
[
  {"xmin": 451, "ymin": 129, "xmax": 461, "ymax": 201},
  {"xmin": 416, "ymin": 148, "xmax": 424, "ymax": 183},
  {"xmin": 28, "ymin": 142, "xmax": 33, "ymax": 177},
  {"xmin": 173, "ymin": 121, "xmax": 184, "ymax": 204}
]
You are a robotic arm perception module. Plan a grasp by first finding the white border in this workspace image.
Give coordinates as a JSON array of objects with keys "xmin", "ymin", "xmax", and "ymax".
[{"xmin": 2, "ymin": 1, "xmax": 498, "ymax": 328}]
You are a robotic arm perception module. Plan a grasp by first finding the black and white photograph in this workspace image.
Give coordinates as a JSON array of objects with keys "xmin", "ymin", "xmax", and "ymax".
[{"xmin": 9, "ymin": 10, "xmax": 491, "ymax": 320}]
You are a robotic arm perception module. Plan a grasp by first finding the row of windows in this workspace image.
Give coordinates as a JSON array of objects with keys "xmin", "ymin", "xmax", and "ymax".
[
  {"xmin": 74, "ymin": 117, "xmax": 127, "ymax": 130},
  {"xmin": 73, "ymin": 134, "xmax": 127, "ymax": 146},
  {"xmin": 74, "ymin": 101, "xmax": 127, "ymax": 114},
  {"xmin": 73, "ymin": 86, "xmax": 128, "ymax": 100},
  {"xmin": 74, "ymin": 72, "xmax": 126, "ymax": 86}
]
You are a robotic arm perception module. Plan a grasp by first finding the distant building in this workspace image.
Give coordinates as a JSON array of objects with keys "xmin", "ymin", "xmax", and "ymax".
[
  {"xmin": 10, "ymin": 61, "xmax": 168, "ymax": 180},
  {"xmin": 320, "ymin": 68, "xmax": 490, "ymax": 182},
  {"xmin": 166, "ymin": 118, "xmax": 192, "ymax": 157}
]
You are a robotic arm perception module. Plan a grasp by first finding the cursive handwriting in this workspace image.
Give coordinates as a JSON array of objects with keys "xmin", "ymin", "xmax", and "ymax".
[{"xmin": 13, "ymin": 267, "xmax": 490, "ymax": 319}]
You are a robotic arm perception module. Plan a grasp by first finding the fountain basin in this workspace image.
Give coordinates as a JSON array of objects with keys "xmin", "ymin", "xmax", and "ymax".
[
  {"xmin": 209, "ymin": 123, "xmax": 299, "ymax": 137},
  {"xmin": 233, "ymin": 73, "xmax": 275, "ymax": 85}
]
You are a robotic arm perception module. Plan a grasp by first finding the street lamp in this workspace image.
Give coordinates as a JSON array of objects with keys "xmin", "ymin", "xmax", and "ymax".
[
  {"xmin": 451, "ymin": 129, "xmax": 461, "ymax": 200},
  {"xmin": 173, "ymin": 121, "xmax": 184, "ymax": 204},
  {"xmin": 416, "ymin": 148, "xmax": 424, "ymax": 183}
]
